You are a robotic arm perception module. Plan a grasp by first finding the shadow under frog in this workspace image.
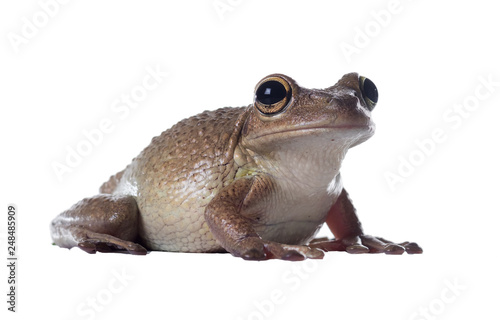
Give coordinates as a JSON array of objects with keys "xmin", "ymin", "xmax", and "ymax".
[{"xmin": 50, "ymin": 73, "xmax": 422, "ymax": 260}]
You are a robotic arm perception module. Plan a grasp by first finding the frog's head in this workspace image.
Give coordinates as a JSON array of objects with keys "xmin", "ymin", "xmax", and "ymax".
[{"xmin": 241, "ymin": 73, "xmax": 377, "ymax": 155}]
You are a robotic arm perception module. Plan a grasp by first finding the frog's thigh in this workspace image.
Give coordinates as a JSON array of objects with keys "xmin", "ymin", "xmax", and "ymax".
[
  {"xmin": 50, "ymin": 194, "xmax": 147, "ymax": 255},
  {"xmin": 311, "ymin": 188, "xmax": 422, "ymax": 254}
]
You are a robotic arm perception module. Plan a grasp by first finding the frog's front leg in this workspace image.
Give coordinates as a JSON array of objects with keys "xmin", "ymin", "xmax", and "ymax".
[
  {"xmin": 50, "ymin": 194, "xmax": 147, "ymax": 255},
  {"xmin": 205, "ymin": 176, "xmax": 324, "ymax": 261},
  {"xmin": 310, "ymin": 188, "xmax": 423, "ymax": 255}
]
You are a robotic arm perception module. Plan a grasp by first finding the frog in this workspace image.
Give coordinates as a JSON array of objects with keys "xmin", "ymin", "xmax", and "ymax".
[{"xmin": 50, "ymin": 72, "xmax": 422, "ymax": 260}]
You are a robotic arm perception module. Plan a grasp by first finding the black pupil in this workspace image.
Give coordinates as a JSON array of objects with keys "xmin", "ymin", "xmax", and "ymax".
[
  {"xmin": 363, "ymin": 78, "xmax": 378, "ymax": 103},
  {"xmin": 256, "ymin": 80, "xmax": 287, "ymax": 105}
]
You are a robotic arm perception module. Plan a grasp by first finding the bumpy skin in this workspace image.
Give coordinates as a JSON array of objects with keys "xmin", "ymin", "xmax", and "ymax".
[
  {"xmin": 50, "ymin": 73, "xmax": 422, "ymax": 260},
  {"xmin": 117, "ymin": 107, "xmax": 248, "ymax": 252}
]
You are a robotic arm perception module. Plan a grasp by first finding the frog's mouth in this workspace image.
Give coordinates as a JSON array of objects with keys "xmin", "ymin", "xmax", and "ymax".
[{"xmin": 252, "ymin": 124, "xmax": 374, "ymax": 140}]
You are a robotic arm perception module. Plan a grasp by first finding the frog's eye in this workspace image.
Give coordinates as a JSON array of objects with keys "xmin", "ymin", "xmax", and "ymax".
[
  {"xmin": 359, "ymin": 76, "xmax": 378, "ymax": 111},
  {"xmin": 254, "ymin": 77, "xmax": 292, "ymax": 115}
]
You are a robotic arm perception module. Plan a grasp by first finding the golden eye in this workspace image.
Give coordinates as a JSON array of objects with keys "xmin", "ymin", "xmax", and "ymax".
[
  {"xmin": 254, "ymin": 77, "xmax": 292, "ymax": 115},
  {"xmin": 359, "ymin": 76, "xmax": 378, "ymax": 111}
]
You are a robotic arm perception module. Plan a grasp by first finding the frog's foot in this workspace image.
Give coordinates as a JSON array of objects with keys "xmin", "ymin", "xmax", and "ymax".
[
  {"xmin": 310, "ymin": 235, "xmax": 422, "ymax": 255},
  {"xmin": 263, "ymin": 240, "xmax": 325, "ymax": 261},
  {"xmin": 76, "ymin": 229, "xmax": 147, "ymax": 255},
  {"xmin": 51, "ymin": 194, "xmax": 147, "ymax": 255},
  {"xmin": 236, "ymin": 237, "xmax": 324, "ymax": 261}
]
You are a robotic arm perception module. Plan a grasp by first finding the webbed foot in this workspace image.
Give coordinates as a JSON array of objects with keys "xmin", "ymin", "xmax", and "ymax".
[
  {"xmin": 310, "ymin": 235, "xmax": 422, "ymax": 255},
  {"xmin": 237, "ymin": 237, "xmax": 325, "ymax": 261},
  {"xmin": 77, "ymin": 230, "xmax": 147, "ymax": 255}
]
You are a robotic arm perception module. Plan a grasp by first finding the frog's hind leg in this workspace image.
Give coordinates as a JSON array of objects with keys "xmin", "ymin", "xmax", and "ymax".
[
  {"xmin": 309, "ymin": 188, "xmax": 422, "ymax": 254},
  {"xmin": 50, "ymin": 194, "xmax": 147, "ymax": 255}
]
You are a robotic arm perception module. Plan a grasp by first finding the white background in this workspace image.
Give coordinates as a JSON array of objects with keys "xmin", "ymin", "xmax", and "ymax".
[{"xmin": 1, "ymin": 1, "xmax": 499, "ymax": 319}]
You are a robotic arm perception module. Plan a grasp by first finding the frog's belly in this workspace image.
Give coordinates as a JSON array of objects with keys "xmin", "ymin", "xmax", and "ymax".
[
  {"xmin": 136, "ymin": 189, "xmax": 333, "ymax": 252},
  {"xmin": 253, "ymin": 198, "xmax": 331, "ymax": 245},
  {"xmin": 138, "ymin": 205, "xmax": 225, "ymax": 253},
  {"xmin": 129, "ymin": 162, "xmax": 237, "ymax": 253},
  {"xmin": 131, "ymin": 171, "xmax": 338, "ymax": 252},
  {"xmin": 132, "ymin": 176, "xmax": 227, "ymax": 253},
  {"xmin": 252, "ymin": 183, "xmax": 336, "ymax": 245},
  {"xmin": 139, "ymin": 211, "xmax": 324, "ymax": 252}
]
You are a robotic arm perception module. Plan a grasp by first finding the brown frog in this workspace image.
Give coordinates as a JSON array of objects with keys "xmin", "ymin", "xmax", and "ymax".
[{"xmin": 50, "ymin": 73, "xmax": 422, "ymax": 260}]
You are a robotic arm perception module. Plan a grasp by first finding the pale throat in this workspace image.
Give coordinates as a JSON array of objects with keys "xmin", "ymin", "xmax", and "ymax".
[{"xmin": 257, "ymin": 141, "xmax": 350, "ymax": 194}]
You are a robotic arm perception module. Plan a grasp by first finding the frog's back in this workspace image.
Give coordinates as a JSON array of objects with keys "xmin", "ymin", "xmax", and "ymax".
[{"xmin": 111, "ymin": 106, "xmax": 249, "ymax": 252}]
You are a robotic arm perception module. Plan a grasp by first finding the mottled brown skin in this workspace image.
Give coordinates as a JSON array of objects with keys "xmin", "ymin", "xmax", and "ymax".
[{"xmin": 50, "ymin": 73, "xmax": 422, "ymax": 260}]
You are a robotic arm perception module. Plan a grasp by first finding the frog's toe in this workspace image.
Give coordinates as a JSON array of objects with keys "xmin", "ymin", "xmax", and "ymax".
[
  {"xmin": 281, "ymin": 250, "xmax": 306, "ymax": 261},
  {"xmin": 115, "ymin": 241, "xmax": 147, "ymax": 255},
  {"xmin": 305, "ymin": 247, "xmax": 325, "ymax": 259},
  {"xmin": 359, "ymin": 235, "xmax": 422, "ymax": 255},
  {"xmin": 240, "ymin": 247, "xmax": 267, "ymax": 261},
  {"xmin": 77, "ymin": 232, "xmax": 147, "ymax": 255},
  {"xmin": 346, "ymin": 243, "xmax": 370, "ymax": 254},
  {"xmin": 263, "ymin": 241, "xmax": 324, "ymax": 261},
  {"xmin": 309, "ymin": 236, "xmax": 370, "ymax": 253},
  {"xmin": 399, "ymin": 241, "xmax": 423, "ymax": 254},
  {"xmin": 309, "ymin": 235, "xmax": 422, "ymax": 255},
  {"xmin": 309, "ymin": 239, "xmax": 345, "ymax": 251},
  {"xmin": 78, "ymin": 241, "xmax": 99, "ymax": 254},
  {"xmin": 78, "ymin": 241, "xmax": 127, "ymax": 254}
]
